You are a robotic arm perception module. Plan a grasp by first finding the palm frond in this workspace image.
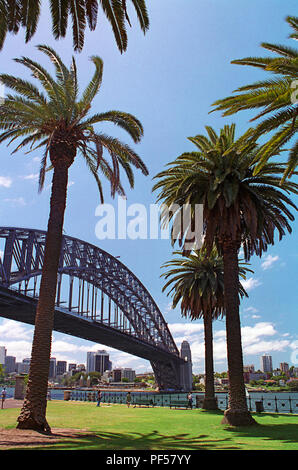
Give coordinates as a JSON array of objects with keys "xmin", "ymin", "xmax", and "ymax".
[
  {"xmin": 69, "ymin": 0, "xmax": 86, "ymax": 52},
  {"xmin": 21, "ymin": 0, "xmax": 40, "ymax": 42},
  {"xmin": 50, "ymin": 0, "xmax": 69, "ymax": 38},
  {"xmin": 0, "ymin": 46, "xmax": 147, "ymax": 202}
]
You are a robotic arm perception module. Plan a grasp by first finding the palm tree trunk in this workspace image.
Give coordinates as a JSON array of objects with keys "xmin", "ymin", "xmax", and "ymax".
[
  {"xmin": 202, "ymin": 308, "xmax": 218, "ymax": 410},
  {"xmin": 221, "ymin": 239, "xmax": 256, "ymax": 426},
  {"xmin": 17, "ymin": 162, "xmax": 69, "ymax": 433}
]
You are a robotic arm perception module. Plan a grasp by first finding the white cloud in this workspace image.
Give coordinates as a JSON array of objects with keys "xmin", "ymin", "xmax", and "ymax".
[
  {"xmin": 168, "ymin": 322, "xmax": 204, "ymax": 336},
  {"xmin": 4, "ymin": 197, "xmax": 26, "ymax": 207},
  {"xmin": 178, "ymin": 321, "xmax": 292, "ymax": 369},
  {"xmin": 21, "ymin": 173, "xmax": 39, "ymax": 181},
  {"xmin": 0, "ymin": 176, "xmax": 12, "ymax": 188},
  {"xmin": 164, "ymin": 301, "xmax": 174, "ymax": 314},
  {"xmin": 0, "ymin": 320, "xmax": 32, "ymax": 341},
  {"xmin": 261, "ymin": 254, "xmax": 279, "ymax": 271},
  {"xmin": 214, "ymin": 330, "xmax": 226, "ymax": 339},
  {"xmin": 244, "ymin": 306, "xmax": 259, "ymax": 314},
  {"xmin": 241, "ymin": 277, "xmax": 262, "ymax": 291},
  {"xmin": 244, "ymin": 340, "xmax": 290, "ymax": 355},
  {"xmin": 289, "ymin": 340, "xmax": 298, "ymax": 351},
  {"xmin": 241, "ymin": 322, "xmax": 277, "ymax": 345}
]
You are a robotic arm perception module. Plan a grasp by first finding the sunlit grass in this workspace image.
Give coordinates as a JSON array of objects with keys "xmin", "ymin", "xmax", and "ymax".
[{"xmin": 0, "ymin": 401, "xmax": 297, "ymax": 450}]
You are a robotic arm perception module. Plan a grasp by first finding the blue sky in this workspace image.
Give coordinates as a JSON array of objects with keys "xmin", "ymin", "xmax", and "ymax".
[{"xmin": 0, "ymin": 0, "xmax": 297, "ymax": 374}]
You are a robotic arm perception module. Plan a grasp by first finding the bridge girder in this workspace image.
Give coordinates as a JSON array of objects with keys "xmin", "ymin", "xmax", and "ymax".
[{"xmin": 0, "ymin": 227, "xmax": 185, "ymax": 389}]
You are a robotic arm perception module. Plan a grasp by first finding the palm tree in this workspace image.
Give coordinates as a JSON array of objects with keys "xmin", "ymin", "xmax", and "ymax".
[
  {"xmin": 0, "ymin": 0, "xmax": 149, "ymax": 52},
  {"xmin": 161, "ymin": 248, "xmax": 251, "ymax": 410},
  {"xmin": 153, "ymin": 124, "xmax": 298, "ymax": 426},
  {"xmin": 0, "ymin": 45, "xmax": 148, "ymax": 432},
  {"xmin": 212, "ymin": 16, "xmax": 298, "ymax": 182}
]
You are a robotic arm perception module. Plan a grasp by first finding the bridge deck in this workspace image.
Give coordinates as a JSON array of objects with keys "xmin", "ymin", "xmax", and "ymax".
[{"xmin": 0, "ymin": 286, "xmax": 183, "ymax": 365}]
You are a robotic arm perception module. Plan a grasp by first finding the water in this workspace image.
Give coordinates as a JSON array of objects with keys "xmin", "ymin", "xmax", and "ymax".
[
  {"xmin": 4, "ymin": 387, "xmax": 298, "ymax": 414},
  {"xmin": 2, "ymin": 387, "xmax": 15, "ymax": 398}
]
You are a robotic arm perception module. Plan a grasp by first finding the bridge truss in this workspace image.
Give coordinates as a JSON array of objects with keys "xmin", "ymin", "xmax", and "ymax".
[{"xmin": 0, "ymin": 227, "xmax": 187, "ymax": 390}]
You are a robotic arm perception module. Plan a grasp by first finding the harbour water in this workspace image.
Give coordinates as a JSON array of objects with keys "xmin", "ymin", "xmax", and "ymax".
[{"xmin": 3, "ymin": 387, "xmax": 298, "ymax": 414}]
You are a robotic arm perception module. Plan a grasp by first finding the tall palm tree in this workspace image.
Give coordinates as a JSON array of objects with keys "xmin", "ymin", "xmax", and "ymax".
[
  {"xmin": 0, "ymin": 0, "xmax": 149, "ymax": 52},
  {"xmin": 0, "ymin": 45, "xmax": 148, "ymax": 432},
  {"xmin": 161, "ymin": 248, "xmax": 251, "ymax": 410},
  {"xmin": 153, "ymin": 124, "xmax": 298, "ymax": 426},
  {"xmin": 212, "ymin": 16, "xmax": 298, "ymax": 182}
]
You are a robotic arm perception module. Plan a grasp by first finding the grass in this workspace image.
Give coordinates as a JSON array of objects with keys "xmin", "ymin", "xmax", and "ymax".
[{"xmin": 1, "ymin": 401, "xmax": 298, "ymax": 450}]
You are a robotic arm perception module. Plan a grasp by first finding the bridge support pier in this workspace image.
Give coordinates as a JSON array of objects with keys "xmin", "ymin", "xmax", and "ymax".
[{"xmin": 151, "ymin": 360, "xmax": 184, "ymax": 391}]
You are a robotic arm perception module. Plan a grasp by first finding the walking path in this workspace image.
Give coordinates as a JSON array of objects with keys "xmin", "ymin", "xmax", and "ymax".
[{"xmin": 1, "ymin": 398, "xmax": 23, "ymax": 409}]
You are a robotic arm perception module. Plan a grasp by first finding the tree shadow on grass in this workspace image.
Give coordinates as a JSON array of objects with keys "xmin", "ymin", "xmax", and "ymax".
[
  {"xmin": 18, "ymin": 429, "xmax": 241, "ymax": 451},
  {"xmin": 224, "ymin": 419, "xmax": 298, "ymax": 446}
]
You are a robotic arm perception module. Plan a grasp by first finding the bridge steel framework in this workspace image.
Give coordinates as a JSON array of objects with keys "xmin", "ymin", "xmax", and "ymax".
[{"xmin": 0, "ymin": 227, "xmax": 188, "ymax": 390}]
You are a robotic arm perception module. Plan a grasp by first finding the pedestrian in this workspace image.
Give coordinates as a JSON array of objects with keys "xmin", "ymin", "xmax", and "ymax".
[
  {"xmin": 1, "ymin": 387, "xmax": 6, "ymax": 409},
  {"xmin": 96, "ymin": 389, "xmax": 102, "ymax": 407},
  {"xmin": 126, "ymin": 391, "xmax": 132, "ymax": 408},
  {"xmin": 187, "ymin": 392, "xmax": 192, "ymax": 409}
]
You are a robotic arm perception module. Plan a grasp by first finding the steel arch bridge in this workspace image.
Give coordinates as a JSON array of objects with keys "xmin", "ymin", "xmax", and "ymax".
[{"xmin": 0, "ymin": 227, "xmax": 189, "ymax": 390}]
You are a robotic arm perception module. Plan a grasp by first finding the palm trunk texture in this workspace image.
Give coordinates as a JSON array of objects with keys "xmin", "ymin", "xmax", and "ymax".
[
  {"xmin": 221, "ymin": 239, "xmax": 256, "ymax": 426},
  {"xmin": 17, "ymin": 162, "xmax": 69, "ymax": 433},
  {"xmin": 202, "ymin": 309, "xmax": 218, "ymax": 410}
]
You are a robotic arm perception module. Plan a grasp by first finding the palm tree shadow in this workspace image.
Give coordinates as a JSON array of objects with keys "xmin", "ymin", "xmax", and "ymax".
[
  {"xmin": 224, "ymin": 420, "xmax": 298, "ymax": 445},
  {"xmin": 38, "ymin": 429, "xmax": 240, "ymax": 450}
]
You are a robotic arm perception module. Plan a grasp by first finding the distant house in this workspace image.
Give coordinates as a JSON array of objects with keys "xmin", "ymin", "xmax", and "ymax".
[{"xmin": 219, "ymin": 378, "xmax": 229, "ymax": 385}]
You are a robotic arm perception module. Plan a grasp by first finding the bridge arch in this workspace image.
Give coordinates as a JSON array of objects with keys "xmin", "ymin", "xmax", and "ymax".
[{"xmin": 0, "ymin": 227, "xmax": 189, "ymax": 390}]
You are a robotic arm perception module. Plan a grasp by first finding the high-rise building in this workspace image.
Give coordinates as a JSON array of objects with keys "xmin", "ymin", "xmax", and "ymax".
[
  {"xmin": 122, "ymin": 368, "xmax": 136, "ymax": 381},
  {"xmin": 4, "ymin": 356, "xmax": 16, "ymax": 374},
  {"xmin": 68, "ymin": 363, "xmax": 77, "ymax": 373},
  {"xmin": 112, "ymin": 369, "xmax": 123, "ymax": 382},
  {"xmin": 95, "ymin": 352, "xmax": 110, "ymax": 374},
  {"xmin": 260, "ymin": 354, "xmax": 273, "ymax": 373},
  {"xmin": 244, "ymin": 364, "xmax": 255, "ymax": 373},
  {"xmin": 0, "ymin": 346, "xmax": 6, "ymax": 365},
  {"xmin": 17, "ymin": 361, "xmax": 30, "ymax": 374},
  {"xmin": 87, "ymin": 350, "xmax": 112, "ymax": 374},
  {"xmin": 87, "ymin": 352, "xmax": 95, "ymax": 373},
  {"xmin": 49, "ymin": 357, "xmax": 57, "ymax": 378},
  {"xmin": 180, "ymin": 341, "xmax": 193, "ymax": 391},
  {"xmin": 280, "ymin": 362, "xmax": 290, "ymax": 376},
  {"xmin": 56, "ymin": 361, "xmax": 67, "ymax": 376}
]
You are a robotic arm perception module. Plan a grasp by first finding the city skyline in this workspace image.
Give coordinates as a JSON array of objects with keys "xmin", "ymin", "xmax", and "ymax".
[{"xmin": 0, "ymin": 340, "xmax": 295, "ymax": 376}]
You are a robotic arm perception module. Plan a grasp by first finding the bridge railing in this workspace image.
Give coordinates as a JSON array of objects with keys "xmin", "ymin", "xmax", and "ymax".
[{"xmin": 61, "ymin": 390, "xmax": 298, "ymax": 414}]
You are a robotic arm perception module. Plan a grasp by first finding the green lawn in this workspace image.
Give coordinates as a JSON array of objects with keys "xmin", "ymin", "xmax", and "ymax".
[{"xmin": 1, "ymin": 401, "xmax": 298, "ymax": 450}]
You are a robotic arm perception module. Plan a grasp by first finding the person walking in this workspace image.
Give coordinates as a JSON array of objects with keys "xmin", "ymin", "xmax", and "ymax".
[
  {"xmin": 96, "ymin": 389, "xmax": 102, "ymax": 407},
  {"xmin": 126, "ymin": 392, "xmax": 132, "ymax": 408},
  {"xmin": 1, "ymin": 387, "xmax": 6, "ymax": 409},
  {"xmin": 187, "ymin": 392, "xmax": 193, "ymax": 409}
]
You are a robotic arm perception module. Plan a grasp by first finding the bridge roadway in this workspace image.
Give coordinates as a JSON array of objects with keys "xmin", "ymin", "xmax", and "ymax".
[{"xmin": 0, "ymin": 285, "xmax": 182, "ymax": 365}]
